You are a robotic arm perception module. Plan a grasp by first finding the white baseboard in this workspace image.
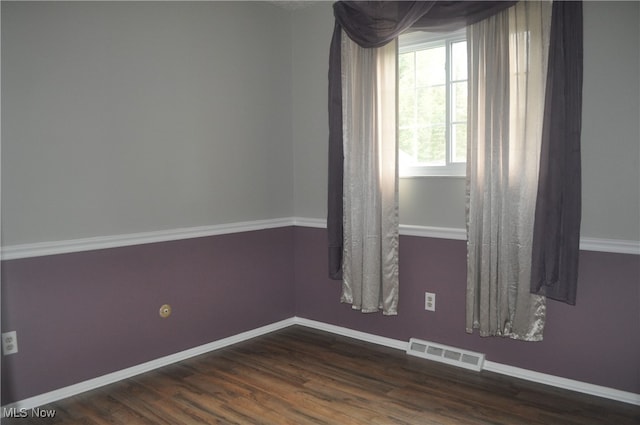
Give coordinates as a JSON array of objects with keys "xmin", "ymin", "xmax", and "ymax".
[
  {"xmin": 292, "ymin": 318, "xmax": 640, "ymax": 406},
  {"xmin": 0, "ymin": 318, "xmax": 296, "ymax": 416},
  {"xmin": 482, "ymin": 361, "xmax": 640, "ymax": 406},
  {"xmin": 2, "ymin": 317, "xmax": 638, "ymax": 414},
  {"xmin": 3, "ymin": 217, "xmax": 638, "ymax": 260},
  {"xmin": 292, "ymin": 317, "xmax": 409, "ymax": 351}
]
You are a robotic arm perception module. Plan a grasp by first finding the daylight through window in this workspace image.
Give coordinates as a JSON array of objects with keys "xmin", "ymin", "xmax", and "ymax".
[{"xmin": 398, "ymin": 30, "xmax": 467, "ymax": 177}]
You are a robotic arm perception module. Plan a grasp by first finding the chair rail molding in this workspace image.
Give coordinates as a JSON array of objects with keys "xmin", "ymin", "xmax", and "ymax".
[{"xmin": 2, "ymin": 217, "xmax": 638, "ymax": 260}]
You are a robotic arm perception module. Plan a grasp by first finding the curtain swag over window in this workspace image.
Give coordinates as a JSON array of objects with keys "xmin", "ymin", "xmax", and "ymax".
[{"xmin": 327, "ymin": 1, "xmax": 583, "ymax": 323}]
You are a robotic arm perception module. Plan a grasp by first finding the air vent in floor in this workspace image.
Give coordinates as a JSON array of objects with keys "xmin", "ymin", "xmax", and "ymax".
[{"xmin": 407, "ymin": 338, "xmax": 485, "ymax": 372}]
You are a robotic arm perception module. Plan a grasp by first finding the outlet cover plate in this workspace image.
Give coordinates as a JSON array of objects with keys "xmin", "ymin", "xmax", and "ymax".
[
  {"xmin": 425, "ymin": 292, "xmax": 436, "ymax": 312},
  {"xmin": 2, "ymin": 331, "xmax": 18, "ymax": 355}
]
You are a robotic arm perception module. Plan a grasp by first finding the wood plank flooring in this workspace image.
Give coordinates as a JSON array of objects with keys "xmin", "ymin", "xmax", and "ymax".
[{"xmin": 4, "ymin": 326, "xmax": 639, "ymax": 424}]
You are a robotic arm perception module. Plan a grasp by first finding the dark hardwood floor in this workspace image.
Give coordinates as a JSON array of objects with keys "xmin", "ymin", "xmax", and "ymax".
[{"xmin": 5, "ymin": 326, "xmax": 639, "ymax": 424}]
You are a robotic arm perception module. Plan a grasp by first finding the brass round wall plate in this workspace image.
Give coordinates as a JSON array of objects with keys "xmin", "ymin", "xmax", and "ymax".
[{"xmin": 159, "ymin": 304, "xmax": 172, "ymax": 318}]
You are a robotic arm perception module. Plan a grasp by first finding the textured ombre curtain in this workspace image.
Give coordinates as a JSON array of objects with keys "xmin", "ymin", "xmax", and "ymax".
[
  {"xmin": 328, "ymin": 1, "xmax": 581, "ymax": 322},
  {"xmin": 328, "ymin": 1, "xmax": 516, "ymax": 315},
  {"xmin": 341, "ymin": 34, "xmax": 399, "ymax": 314},
  {"xmin": 466, "ymin": 1, "xmax": 552, "ymax": 340},
  {"xmin": 328, "ymin": 1, "xmax": 516, "ymax": 282}
]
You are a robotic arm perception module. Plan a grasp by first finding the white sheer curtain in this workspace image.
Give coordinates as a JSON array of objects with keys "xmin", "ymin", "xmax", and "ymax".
[
  {"xmin": 466, "ymin": 1, "xmax": 552, "ymax": 340},
  {"xmin": 340, "ymin": 30, "xmax": 399, "ymax": 315}
]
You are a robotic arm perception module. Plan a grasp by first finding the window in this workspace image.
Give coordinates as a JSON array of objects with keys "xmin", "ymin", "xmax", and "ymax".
[{"xmin": 398, "ymin": 30, "xmax": 467, "ymax": 177}]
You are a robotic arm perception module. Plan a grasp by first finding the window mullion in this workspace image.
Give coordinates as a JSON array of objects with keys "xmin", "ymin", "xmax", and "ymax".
[
  {"xmin": 413, "ymin": 51, "xmax": 419, "ymax": 162},
  {"xmin": 445, "ymin": 39, "xmax": 452, "ymax": 167}
]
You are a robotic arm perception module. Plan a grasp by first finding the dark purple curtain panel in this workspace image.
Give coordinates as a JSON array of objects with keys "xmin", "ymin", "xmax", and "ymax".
[
  {"xmin": 530, "ymin": 1, "xmax": 584, "ymax": 305},
  {"xmin": 327, "ymin": 1, "xmax": 516, "ymax": 280},
  {"xmin": 327, "ymin": 21, "xmax": 344, "ymax": 280}
]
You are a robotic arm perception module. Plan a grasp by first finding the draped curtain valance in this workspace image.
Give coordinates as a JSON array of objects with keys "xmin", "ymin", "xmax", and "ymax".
[
  {"xmin": 328, "ymin": 0, "xmax": 582, "ymax": 306},
  {"xmin": 328, "ymin": 0, "xmax": 517, "ymax": 280}
]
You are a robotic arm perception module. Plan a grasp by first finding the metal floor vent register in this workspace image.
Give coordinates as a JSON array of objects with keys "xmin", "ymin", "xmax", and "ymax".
[{"xmin": 407, "ymin": 338, "xmax": 485, "ymax": 372}]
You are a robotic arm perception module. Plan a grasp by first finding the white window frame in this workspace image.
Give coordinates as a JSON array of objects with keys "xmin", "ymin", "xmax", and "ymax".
[{"xmin": 398, "ymin": 29, "xmax": 467, "ymax": 178}]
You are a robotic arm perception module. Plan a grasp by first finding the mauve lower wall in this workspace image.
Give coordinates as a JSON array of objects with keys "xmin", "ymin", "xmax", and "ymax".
[
  {"xmin": 1, "ymin": 228, "xmax": 295, "ymax": 405},
  {"xmin": 2, "ymin": 226, "xmax": 638, "ymax": 405},
  {"xmin": 293, "ymin": 227, "xmax": 640, "ymax": 394}
]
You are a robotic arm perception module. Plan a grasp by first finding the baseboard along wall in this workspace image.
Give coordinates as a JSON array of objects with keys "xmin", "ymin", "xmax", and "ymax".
[
  {"xmin": 2, "ymin": 220, "xmax": 638, "ymax": 413},
  {"xmin": 2, "ymin": 317, "xmax": 638, "ymax": 415}
]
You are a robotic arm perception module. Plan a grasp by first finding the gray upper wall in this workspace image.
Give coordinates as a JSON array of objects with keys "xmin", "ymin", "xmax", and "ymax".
[
  {"xmin": 292, "ymin": 1, "xmax": 640, "ymax": 241},
  {"xmin": 2, "ymin": 1, "xmax": 293, "ymax": 245},
  {"xmin": 3, "ymin": 1, "xmax": 639, "ymax": 245}
]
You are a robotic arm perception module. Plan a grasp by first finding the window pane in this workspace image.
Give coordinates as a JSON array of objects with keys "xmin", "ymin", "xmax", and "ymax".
[
  {"xmin": 399, "ymin": 52, "xmax": 415, "ymax": 87},
  {"xmin": 415, "ymin": 46, "xmax": 445, "ymax": 86},
  {"xmin": 417, "ymin": 86, "xmax": 446, "ymax": 126},
  {"xmin": 398, "ymin": 30, "xmax": 467, "ymax": 175},
  {"xmin": 418, "ymin": 125, "xmax": 446, "ymax": 165},
  {"xmin": 452, "ymin": 82, "xmax": 467, "ymax": 122},
  {"xmin": 399, "ymin": 52, "xmax": 415, "ymax": 128},
  {"xmin": 399, "ymin": 87, "xmax": 415, "ymax": 128},
  {"xmin": 452, "ymin": 123, "xmax": 467, "ymax": 163},
  {"xmin": 399, "ymin": 127, "xmax": 415, "ymax": 162},
  {"xmin": 451, "ymin": 41, "xmax": 467, "ymax": 81}
]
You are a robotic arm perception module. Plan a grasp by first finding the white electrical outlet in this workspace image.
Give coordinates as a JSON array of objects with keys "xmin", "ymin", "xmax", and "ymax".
[
  {"xmin": 2, "ymin": 331, "xmax": 18, "ymax": 355},
  {"xmin": 425, "ymin": 292, "xmax": 436, "ymax": 312}
]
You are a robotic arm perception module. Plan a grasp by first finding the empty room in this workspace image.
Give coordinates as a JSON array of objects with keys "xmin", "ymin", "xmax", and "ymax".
[{"xmin": 1, "ymin": 1, "xmax": 639, "ymax": 423}]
